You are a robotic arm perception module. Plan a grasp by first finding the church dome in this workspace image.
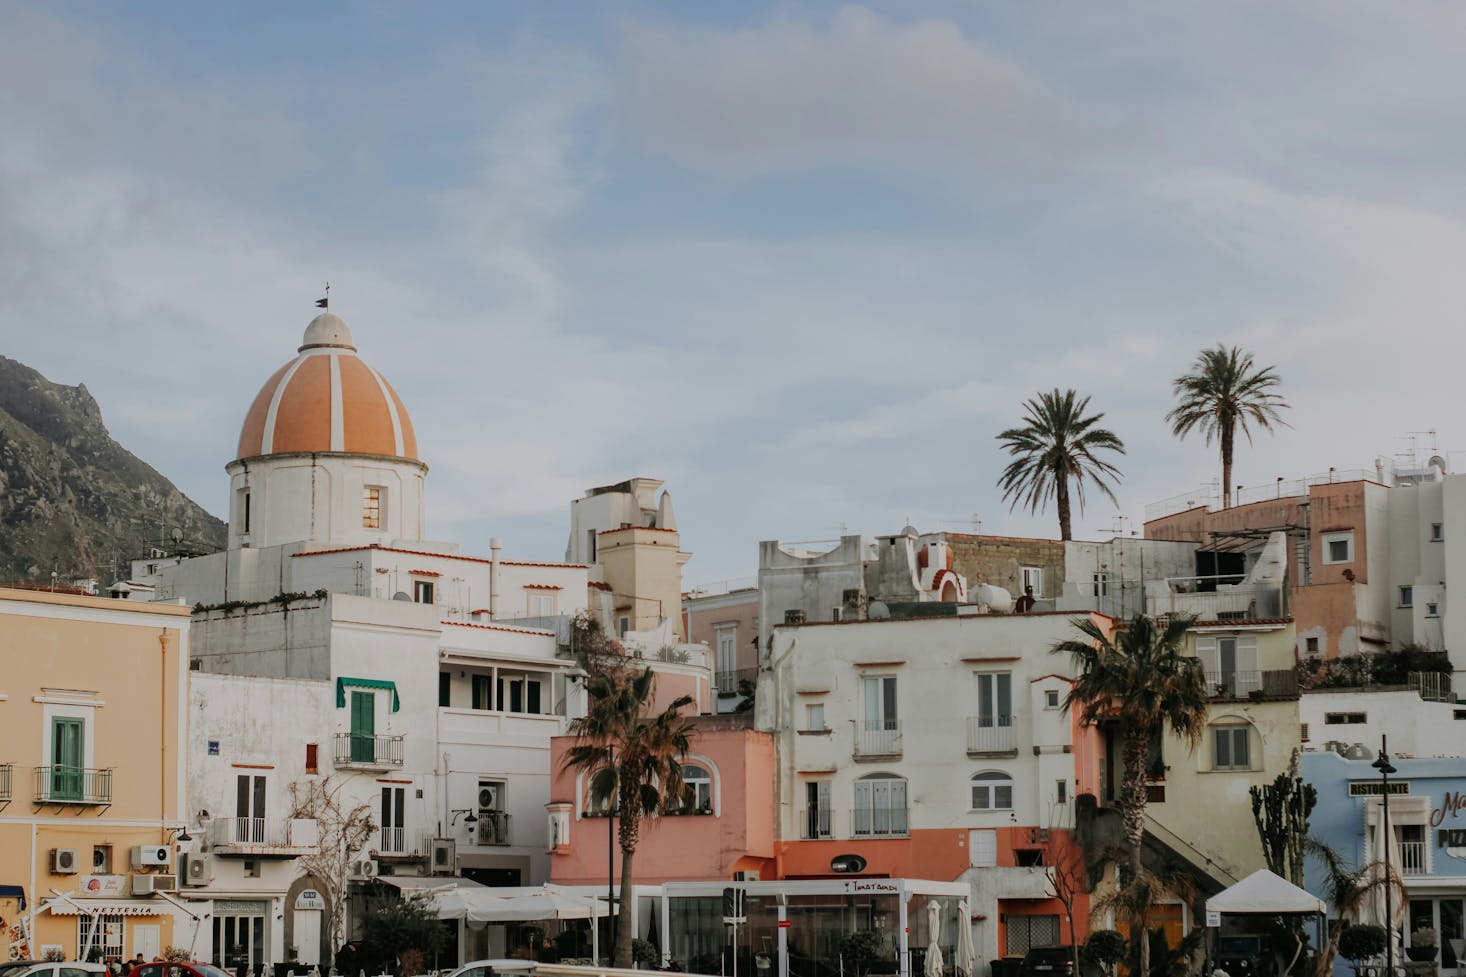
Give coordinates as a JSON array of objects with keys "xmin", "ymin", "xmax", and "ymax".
[{"xmin": 235, "ymin": 313, "xmax": 419, "ymax": 462}]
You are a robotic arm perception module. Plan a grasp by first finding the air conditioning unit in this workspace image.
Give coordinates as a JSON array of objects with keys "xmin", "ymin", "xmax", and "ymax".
[
  {"xmin": 132, "ymin": 875, "xmax": 178, "ymax": 896},
  {"xmin": 348, "ymin": 858, "xmax": 379, "ymax": 881},
  {"xmin": 131, "ymin": 845, "xmax": 172, "ymax": 868},
  {"xmin": 430, "ymin": 839, "xmax": 456, "ymax": 876},
  {"xmin": 180, "ymin": 854, "xmax": 213, "ymax": 887},
  {"xmin": 478, "ymin": 786, "xmax": 498, "ymax": 810},
  {"xmin": 51, "ymin": 849, "xmax": 80, "ymax": 874},
  {"xmin": 733, "ymin": 870, "xmax": 760, "ymax": 882}
]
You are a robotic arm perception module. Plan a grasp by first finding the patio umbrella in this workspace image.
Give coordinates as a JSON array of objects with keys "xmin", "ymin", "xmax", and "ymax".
[
  {"xmin": 1364, "ymin": 802, "xmax": 1405, "ymax": 952},
  {"xmin": 956, "ymin": 899, "xmax": 976, "ymax": 977},
  {"xmin": 926, "ymin": 901, "xmax": 946, "ymax": 977}
]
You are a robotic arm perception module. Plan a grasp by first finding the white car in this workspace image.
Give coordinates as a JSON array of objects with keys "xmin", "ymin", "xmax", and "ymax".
[
  {"xmin": 443, "ymin": 960, "xmax": 539, "ymax": 977},
  {"xmin": 11, "ymin": 963, "xmax": 108, "ymax": 977}
]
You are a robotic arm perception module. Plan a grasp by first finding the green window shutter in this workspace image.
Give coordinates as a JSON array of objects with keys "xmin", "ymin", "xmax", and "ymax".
[
  {"xmin": 351, "ymin": 692, "xmax": 375, "ymax": 762},
  {"xmin": 52, "ymin": 718, "xmax": 84, "ymax": 800}
]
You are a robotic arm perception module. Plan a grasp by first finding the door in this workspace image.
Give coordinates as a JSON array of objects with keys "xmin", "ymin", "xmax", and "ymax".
[
  {"xmin": 51, "ymin": 718, "xmax": 84, "ymax": 800},
  {"xmin": 133, "ymin": 925, "xmax": 161, "ymax": 962},
  {"xmin": 293, "ymin": 908, "xmax": 322, "ymax": 966},
  {"xmin": 350, "ymin": 691, "xmax": 375, "ymax": 762},
  {"xmin": 236, "ymin": 775, "xmax": 266, "ymax": 842},
  {"xmin": 214, "ymin": 916, "xmax": 265, "ymax": 973},
  {"xmin": 805, "ymin": 781, "xmax": 831, "ymax": 838},
  {"xmin": 381, "ymin": 786, "xmax": 405, "ymax": 852}
]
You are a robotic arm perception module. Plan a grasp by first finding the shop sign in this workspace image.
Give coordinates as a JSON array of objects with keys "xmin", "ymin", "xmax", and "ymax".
[
  {"xmin": 78, "ymin": 875, "xmax": 127, "ymax": 897},
  {"xmin": 1429, "ymin": 791, "xmax": 1466, "ymax": 827},
  {"xmin": 215, "ymin": 899, "xmax": 269, "ymax": 916},
  {"xmin": 1349, "ymin": 782, "xmax": 1410, "ymax": 797},
  {"xmin": 295, "ymin": 890, "xmax": 326, "ymax": 911},
  {"xmin": 847, "ymin": 880, "xmax": 899, "ymax": 894}
]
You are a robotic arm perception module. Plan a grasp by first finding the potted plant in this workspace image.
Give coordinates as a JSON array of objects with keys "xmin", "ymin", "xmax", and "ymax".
[
  {"xmin": 1339, "ymin": 925, "xmax": 1387, "ymax": 974},
  {"xmin": 1407, "ymin": 928, "xmax": 1437, "ymax": 963}
]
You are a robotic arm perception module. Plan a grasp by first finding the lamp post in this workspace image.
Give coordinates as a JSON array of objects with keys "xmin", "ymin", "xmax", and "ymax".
[{"xmin": 1372, "ymin": 736, "xmax": 1398, "ymax": 977}]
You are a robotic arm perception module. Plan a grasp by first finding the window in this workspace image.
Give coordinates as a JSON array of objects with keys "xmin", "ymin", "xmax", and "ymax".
[
  {"xmin": 236, "ymin": 774, "xmax": 267, "ymax": 841},
  {"xmin": 1015, "ymin": 849, "xmax": 1044, "ymax": 867},
  {"xmin": 1213, "ymin": 725, "xmax": 1251, "ymax": 771},
  {"xmin": 1021, "ymin": 566, "xmax": 1044, "ymax": 597},
  {"xmin": 1056, "ymin": 780, "xmax": 1068, "ymax": 805},
  {"xmin": 1321, "ymin": 530, "xmax": 1354, "ymax": 565},
  {"xmin": 1427, "ymin": 602, "xmax": 1440, "ymax": 618},
  {"xmin": 679, "ymin": 764, "xmax": 713, "ymax": 814},
  {"xmin": 380, "ymin": 785, "xmax": 406, "ymax": 852},
  {"xmin": 971, "ymin": 771, "xmax": 1014, "ymax": 811},
  {"xmin": 527, "ymin": 592, "xmax": 556, "ymax": 617},
  {"xmin": 1005, "ymin": 916, "xmax": 1061, "ymax": 957},
  {"xmin": 1044, "ymin": 689, "xmax": 1060, "ymax": 710},
  {"xmin": 1431, "ymin": 523, "xmax": 1443, "ymax": 542},
  {"xmin": 78, "ymin": 914, "xmax": 124, "ymax": 961},
  {"xmin": 413, "ymin": 579, "xmax": 435, "ymax": 604},
  {"xmin": 305, "ymin": 743, "xmax": 318, "ymax": 775},
  {"xmin": 1305, "ymin": 636, "xmax": 1320, "ymax": 655},
  {"xmin": 1324, "ymin": 712, "xmax": 1367, "ymax": 725},
  {"xmin": 497, "ymin": 675, "xmax": 543, "ymax": 714},
  {"xmin": 471, "ymin": 675, "xmax": 492, "ymax": 710},
  {"xmin": 1300, "ymin": 723, "xmax": 1310, "ymax": 743},
  {"xmin": 854, "ymin": 774, "xmax": 908, "ymax": 836},
  {"xmin": 439, "ymin": 672, "xmax": 451, "ymax": 708},
  {"xmin": 1195, "ymin": 634, "xmax": 1259, "ymax": 696},
  {"xmin": 50, "ymin": 717, "xmax": 85, "ymax": 801},
  {"xmin": 805, "ymin": 781, "xmax": 832, "ymax": 839},
  {"xmin": 363, "ymin": 486, "xmax": 383, "ymax": 529},
  {"xmin": 618, "ymin": 616, "xmax": 630, "ymax": 637},
  {"xmin": 805, "ymin": 703, "xmax": 826, "ymax": 731},
  {"xmin": 863, "ymin": 675, "xmax": 899, "ymax": 731},
  {"xmin": 1400, "ymin": 586, "xmax": 1414, "ymax": 608},
  {"xmin": 91, "ymin": 845, "xmax": 112, "ymax": 873},
  {"xmin": 976, "ymin": 672, "xmax": 1013, "ymax": 727},
  {"xmin": 832, "ymin": 607, "xmax": 843, "ymax": 622},
  {"xmin": 240, "ymin": 490, "xmax": 251, "ymax": 535},
  {"xmin": 586, "ymin": 530, "xmax": 598, "ymax": 564},
  {"xmin": 1093, "ymin": 572, "xmax": 1110, "ymax": 598},
  {"xmin": 716, "ymin": 626, "xmax": 737, "ymax": 681}
]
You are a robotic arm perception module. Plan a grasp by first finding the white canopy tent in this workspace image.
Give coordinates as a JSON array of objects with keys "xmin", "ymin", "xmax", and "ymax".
[
  {"xmin": 1206, "ymin": 870, "xmax": 1327, "ymax": 917},
  {"xmin": 426, "ymin": 885, "xmax": 609, "ymax": 965}
]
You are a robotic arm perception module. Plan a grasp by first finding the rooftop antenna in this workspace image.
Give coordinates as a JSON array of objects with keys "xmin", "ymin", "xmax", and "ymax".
[{"xmin": 315, "ymin": 282, "xmax": 330, "ymax": 310}]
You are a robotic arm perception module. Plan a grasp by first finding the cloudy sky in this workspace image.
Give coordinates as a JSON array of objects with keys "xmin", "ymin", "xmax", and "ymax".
[{"xmin": 4, "ymin": 2, "xmax": 1464, "ymax": 583}]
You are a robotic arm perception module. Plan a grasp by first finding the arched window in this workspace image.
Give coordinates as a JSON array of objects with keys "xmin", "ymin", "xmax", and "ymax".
[
  {"xmin": 854, "ymin": 773, "xmax": 908, "ymax": 837},
  {"xmin": 971, "ymin": 771, "xmax": 1013, "ymax": 811},
  {"xmin": 682, "ymin": 764, "xmax": 713, "ymax": 814}
]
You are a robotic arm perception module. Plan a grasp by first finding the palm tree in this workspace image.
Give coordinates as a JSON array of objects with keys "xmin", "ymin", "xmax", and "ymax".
[
  {"xmin": 1167, "ymin": 345, "xmax": 1289, "ymax": 508},
  {"xmin": 995, "ymin": 388, "xmax": 1126, "ymax": 541},
  {"xmin": 1053, "ymin": 613, "xmax": 1209, "ymax": 977},
  {"xmin": 563, "ymin": 666, "xmax": 696, "ymax": 967},
  {"xmin": 1306, "ymin": 838, "xmax": 1407, "ymax": 977}
]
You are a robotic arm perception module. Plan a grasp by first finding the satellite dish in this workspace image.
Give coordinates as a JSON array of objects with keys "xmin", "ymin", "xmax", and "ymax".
[
  {"xmin": 868, "ymin": 601, "xmax": 890, "ymax": 620},
  {"xmin": 170, "ymin": 527, "xmax": 184, "ymax": 544},
  {"xmin": 392, "ymin": 591, "xmax": 412, "ymax": 601}
]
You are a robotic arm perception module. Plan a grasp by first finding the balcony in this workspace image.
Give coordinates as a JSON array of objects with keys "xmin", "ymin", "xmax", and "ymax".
[
  {"xmin": 377, "ymin": 826, "xmax": 415, "ymax": 856},
  {"xmin": 1401, "ymin": 841, "xmax": 1427, "ymax": 876},
  {"xmin": 1204, "ymin": 670, "xmax": 1299, "ymax": 702},
  {"xmin": 854, "ymin": 721, "xmax": 902, "ymax": 760},
  {"xmin": 33, "ymin": 766, "xmax": 113, "ymax": 806},
  {"xmin": 209, "ymin": 817, "xmax": 320, "ymax": 858},
  {"xmin": 797, "ymin": 808, "xmax": 834, "ymax": 840},
  {"xmin": 334, "ymin": 732, "xmax": 405, "ymax": 770},
  {"xmin": 476, "ymin": 811, "xmax": 511, "ymax": 847},
  {"xmin": 852, "ymin": 808, "xmax": 909, "ymax": 839},
  {"xmin": 967, "ymin": 716, "xmax": 1018, "ymax": 756}
]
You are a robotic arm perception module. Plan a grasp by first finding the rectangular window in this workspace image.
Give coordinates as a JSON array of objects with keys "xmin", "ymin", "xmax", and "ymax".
[
  {"xmin": 1400, "ymin": 586, "xmax": 1414, "ymax": 608},
  {"xmin": 439, "ymin": 672, "xmax": 451, "ymax": 708},
  {"xmin": 805, "ymin": 704, "xmax": 826, "ymax": 731},
  {"xmin": 1093, "ymin": 572, "xmax": 1109, "ymax": 598},
  {"xmin": 305, "ymin": 743, "xmax": 318, "ymax": 775},
  {"xmin": 805, "ymin": 781, "xmax": 832, "ymax": 839},
  {"xmin": 1427, "ymin": 602, "xmax": 1440, "ymax": 618},
  {"xmin": 1322, "ymin": 530, "xmax": 1354, "ymax": 565},
  {"xmin": 413, "ymin": 579, "xmax": 435, "ymax": 604},
  {"xmin": 527, "ymin": 592, "xmax": 555, "ymax": 617},
  {"xmin": 1044, "ymin": 689, "xmax": 1060, "ymax": 710},
  {"xmin": 380, "ymin": 786, "xmax": 405, "ymax": 853},
  {"xmin": 1324, "ymin": 712, "xmax": 1367, "ymax": 725},
  {"xmin": 78, "ymin": 914, "xmax": 124, "ymax": 962},
  {"xmin": 51, "ymin": 717, "xmax": 85, "ymax": 801},
  {"xmin": 241, "ymin": 491, "xmax": 251, "ymax": 534},
  {"xmin": 1195, "ymin": 634, "xmax": 1260, "ymax": 695},
  {"xmin": 716, "ymin": 626, "xmax": 737, "ymax": 676},
  {"xmin": 863, "ymin": 675, "xmax": 898, "ymax": 730},
  {"xmin": 362, "ymin": 486, "xmax": 383, "ymax": 529},
  {"xmin": 236, "ymin": 774, "xmax": 267, "ymax": 839},
  {"xmin": 587, "ymin": 530, "xmax": 598, "ymax": 564},
  {"xmin": 471, "ymin": 675, "xmax": 493, "ymax": 711},
  {"xmin": 618, "ymin": 616, "xmax": 630, "ymax": 637},
  {"xmin": 1431, "ymin": 523, "xmax": 1443, "ymax": 542},
  {"xmin": 1016, "ymin": 849, "xmax": 1045, "ymax": 867},
  {"xmin": 1056, "ymin": 780, "xmax": 1068, "ymax": 805},
  {"xmin": 349, "ymin": 691, "xmax": 375, "ymax": 762},
  {"xmin": 1305, "ymin": 636, "xmax": 1320, "ymax": 655},
  {"xmin": 854, "ymin": 777, "xmax": 908, "ymax": 836},
  {"xmin": 1214, "ymin": 726, "xmax": 1251, "ymax": 771},
  {"xmin": 976, "ymin": 672, "xmax": 1013, "ymax": 727},
  {"xmin": 1021, "ymin": 566, "xmax": 1044, "ymax": 597}
]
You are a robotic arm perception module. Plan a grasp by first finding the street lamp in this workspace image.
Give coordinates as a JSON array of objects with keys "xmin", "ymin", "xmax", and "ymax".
[{"xmin": 1372, "ymin": 736, "xmax": 1398, "ymax": 977}]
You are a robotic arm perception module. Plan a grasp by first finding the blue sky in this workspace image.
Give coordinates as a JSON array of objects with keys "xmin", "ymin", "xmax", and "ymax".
[{"xmin": 4, "ymin": 2, "xmax": 1465, "ymax": 583}]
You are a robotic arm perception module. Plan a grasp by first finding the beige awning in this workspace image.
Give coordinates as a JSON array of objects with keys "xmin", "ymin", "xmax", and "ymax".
[{"xmin": 44, "ymin": 899, "xmax": 167, "ymax": 917}]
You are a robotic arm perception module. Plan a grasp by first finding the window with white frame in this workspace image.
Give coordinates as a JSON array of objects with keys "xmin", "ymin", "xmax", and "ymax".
[
  {"xmin": 1399, "ymin": 586, "xmax": 1414, "ymax": 608},
  {"xmin": 1044, "ymin": 689, "xmax": 1060, "ymax": 710},
  {"xmin": 1194, "ymin": 634, "xmax": 1259, "ymax": 696},
  {"xmin": 1212, "ymin": 724, "xmax": 1252, "ymax": 771},
  {"xmin": 854, "ymin": 773, "xmax": 908, "ymax": 836},
  {"xmin": 1321, "ymin": 530, "xmax": 1354, "ymax": 565},
  {"xmin": 805, "ymin": 703, "xmax": 826, "ymax": 731},
  {"xmin": 976, "ymin": 672, "xmax": 1013, "ymax": 727},
  {"xmin": 78, "ymin": 914, "xmax": 124, "ymax": 960},
  {"xmin": 1093, "ymin": 572, "xmax": 1110, "ymax": 598},
  {"xmin": 1021, "ymin": 566, "xmax": 1044, "ymax": 597},
  {"xmin": 678, "ymin": 764, "xmax": 713, "ymax": 815},
  {"xmin": 1427, "ymin": 601, "xmax": 1440, "ymax": 618},
  {"xmin": 862, "ymin": 675, "xmax": 898, "ymax": 731},
  {"xmin": 1431, "ymin": 523, "xmax": 1444, "ymax": 542},
  {"xmin": 971, "ymin": 771, "xmax": 1014, "ymax": 811},
  {"xmin": 362, "ymin": 486, "xmax": 384, "ymax": 530},
  {"xmin": 413, "ymin": 579, "xmax": 435, "ymax": 604},
  {"xmin": 715, "ymin": 625, "xmax": 737, "ymax": 691},
  {"xmin": 526, "ymin": 590, "xmax": 556, "ymax": 617}
]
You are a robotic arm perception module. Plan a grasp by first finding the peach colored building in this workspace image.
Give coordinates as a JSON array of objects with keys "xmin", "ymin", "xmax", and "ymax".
[
  {"xmin": 547, "ymin": 715, "xmax": 776, "ymax": 885},
  {"xmin": 682, "ymin": 585, "xmax": 759, "ymax": 711},
  {"xmin": 1146, "ymin": 477, "xmax": 1391, "ymax": 658},
  {"xmin": 0, "ymin": 588, "xmax": 191, "ymax": 962}
]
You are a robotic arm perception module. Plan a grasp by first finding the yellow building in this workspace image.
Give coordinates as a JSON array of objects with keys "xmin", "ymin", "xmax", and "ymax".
[{"xmin": 0, "ymin": 588, "xmax": 190, "ymax": 963}]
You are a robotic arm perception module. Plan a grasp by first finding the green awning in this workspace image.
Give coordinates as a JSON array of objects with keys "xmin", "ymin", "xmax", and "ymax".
[{"xmin": 336, "ymin": 677, "xmax": 400, "ymax": 712}]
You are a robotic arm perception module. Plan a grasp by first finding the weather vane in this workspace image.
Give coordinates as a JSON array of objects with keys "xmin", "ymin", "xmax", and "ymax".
[{"xmin": 315, "ymin": 282, "xmax": 330, "ymax": 310}]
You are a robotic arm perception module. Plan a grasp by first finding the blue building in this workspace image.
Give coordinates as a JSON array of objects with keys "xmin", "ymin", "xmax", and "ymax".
[{"xmin": 1303, "ymin": 750, "xmax": 1466, "ymax": 973}]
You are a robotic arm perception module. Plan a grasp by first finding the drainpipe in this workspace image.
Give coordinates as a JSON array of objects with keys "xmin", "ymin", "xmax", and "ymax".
[
  {"xmin": 161, "ymin": 630, "xmax": 169, "ymax": 844},
  {"xmin": 489, "ymin": 538, "xmax": 502, "ymax": 621}
]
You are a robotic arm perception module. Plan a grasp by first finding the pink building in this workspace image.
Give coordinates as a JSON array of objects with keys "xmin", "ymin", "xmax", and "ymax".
[
  {"xmin": 682, "ymin": 584, "xmax": 759, "ymax": 710},
  {"xmin": 547, "ymin": 714, "xmax": 777, "ymax": 885}
]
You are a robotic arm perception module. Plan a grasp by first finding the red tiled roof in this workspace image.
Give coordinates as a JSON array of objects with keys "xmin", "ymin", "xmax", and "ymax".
[
  {"xmin": 440, "ymin": 620, "xmax": 556, "ymax": 636},
  {"xmin": 523, "ymin": 584, "xmax": 563, "ymax": 591},
  {"xmin": 409, "ymin": 569, "xmax": 442, "ymax": 577}
]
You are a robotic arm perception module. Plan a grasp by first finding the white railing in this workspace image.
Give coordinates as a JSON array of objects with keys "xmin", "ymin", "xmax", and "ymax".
[
  {"xmin": 852, "ymin": 807, "xmax": 909, "ymax": 838},
  {"xmin": 379, "ymin": 826, "xmax": 408, "ymax": 854},
  {"xmin": 967, "ymin": 716, "xmax": 1017, "ymax": 754},
  {"xmin": 854, "ymin": 721, "xmax": 902, "ymax": 758},
  {"xmin": 1146, "ymin": 468, "xmax": 1377, "ymax": 521},
  {"xmin": 1400, "ymin": 841, "xmax": 1427, "ymax": 875},
  {"xmin": 798, "ymin": 808, "xmax": 834, "ymax": 840},
  {"xmin": 1152, "ymin": 588, "xmax": 1264, "ymax": 620}
]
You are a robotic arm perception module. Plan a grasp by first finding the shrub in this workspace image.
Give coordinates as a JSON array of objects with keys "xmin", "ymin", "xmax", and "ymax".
[
  {"xmin": 1339, "ymin": 925, "xmax": 1387, "ymax": 963},
  {"xmin": 1082, "ymin": 930, "xmax": 1129, "ymax": 974}
]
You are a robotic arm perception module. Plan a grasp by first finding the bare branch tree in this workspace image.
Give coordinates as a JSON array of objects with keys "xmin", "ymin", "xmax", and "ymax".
[
  {"xmin": 1044, "ymin": 831, "xmax": 1089, "ymax": 977},
  {"xmin": 289, "ymin": 777, "xmax": 377, "ymax": 961}
]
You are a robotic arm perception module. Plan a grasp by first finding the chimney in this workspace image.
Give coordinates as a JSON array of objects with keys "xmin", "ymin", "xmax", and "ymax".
[{"xmin": 489, "ymin": 537, "xmax": 503, "ymax": 620}]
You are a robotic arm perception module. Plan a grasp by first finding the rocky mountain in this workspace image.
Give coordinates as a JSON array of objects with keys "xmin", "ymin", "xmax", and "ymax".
[{"xmin": 0, "ymin": 355, "xmax": 226, "ymax": 584}]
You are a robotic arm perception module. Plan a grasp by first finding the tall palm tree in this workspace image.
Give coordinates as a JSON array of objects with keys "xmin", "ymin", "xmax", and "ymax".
[
  {"xmin": 1306, "ymin": 838, "xmax": 1407, "ymax": 977},
  {"xmin": 563, "ymin": 666, "xmax": 696, "ymax": 967},
  {"xmin": 996, "ymin": 388, "xmax": 1126, "ymax": 541},
  {"xmin": 1053, "ymin": 614, "xmax": 1209, "ymax": 977},
  {"xmin": 1167, "ymin": 345, "xmax": 1289, "ymax": 508}
]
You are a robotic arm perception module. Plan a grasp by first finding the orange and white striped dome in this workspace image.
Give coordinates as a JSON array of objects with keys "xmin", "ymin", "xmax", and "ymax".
[{"xmin": 235, "ymin": 313, "xmax": 419, "ymax": 462}]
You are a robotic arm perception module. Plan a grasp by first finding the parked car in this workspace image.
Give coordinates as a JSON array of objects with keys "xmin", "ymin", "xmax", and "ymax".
[
  {"xmin": 9, "ymin": 963, "xmax": 107, "ymax": 977},
  {"xmin": 128, "ymin": 963, "xmax": 233, "ymax": 977},
  {"xmin": 1019, "ymin": 947, "xmax": 1097, "ymax": 977},
  {"xmin": 1212, "ymin": 936, "xmax": 1263, "ymax": 977},
  {"xmin": 444, "ymin": 960, "xmax": 539, "ymax": 977}
]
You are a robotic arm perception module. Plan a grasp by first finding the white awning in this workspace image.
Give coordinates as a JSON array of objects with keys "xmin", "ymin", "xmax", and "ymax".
[
  {"xmin": 433, "ymin": 887, "xmax": 609, "ymax": 923},
  {"xmin": 44, "ymin": 899, "xmax": 169, "ymax": 917},
  {"xmin": 1205, "ymin": 869, "xmax": 1326, "ymax": 916}
]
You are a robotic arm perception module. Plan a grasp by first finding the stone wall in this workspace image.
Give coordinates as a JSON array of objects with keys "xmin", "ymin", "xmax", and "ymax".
[{"xmin": 946, "ymin": 533, "xmax": 1067, "ymax": 602}]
